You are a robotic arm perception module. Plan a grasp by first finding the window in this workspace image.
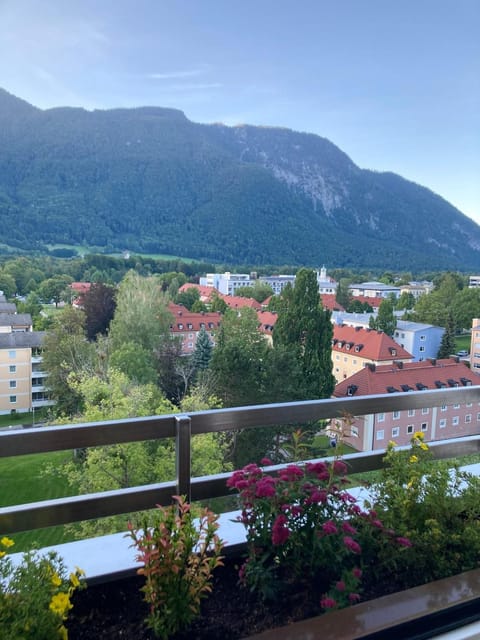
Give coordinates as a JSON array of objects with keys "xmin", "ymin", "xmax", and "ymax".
[
  {"xmin": 335, "ymin": 355, "xmax": 340, "ymax": 360},
  {"xmin": 9, "ymin": 365, "xmax": 16, "ymax": 373},
  {"xmin": 393, "ymin": 410, "xmax": 400, "ymax": 419},
  {"xmin": 452, "ymin": 416, "xmax": 459, "ymax": 426},
  {"xmin": 420, "ymin": 335, "xmax": 426, "ymax": 341},
  {"xmin": 467, "ymin": 402, "xmax": 473, "ymax": 407},
  {"xmin": 453, "ymin": 403, "xmax": 460, "ymax": 409},
  {"xmin": 465, "ymin": 414, "xmax": 472, "ymax": 423},
  {"xmin": 8, "ymin": 350, "xmax": 16, "ymax": 359},
  {"xmin": 421, "ymin": 422, "xmax": 428, "ymax": 431},
  {"xmin": 9, "ymin": 395, "xmax": 16, "ymax": 404},
  {"xmin": 441, "ymin": 404, "xmax": 447, "ymax": 412},
  {"xmin": 178, "ymin": 323, "xmax": 183, "ymax": 329},
  {"xmin": 377, "ymin": 413, "xmax": 385, "ymax": 422},
  {"xmin": 419, "ymin": 346, "xmax": 425, "ymax": 352},
  {"xmin": 408, "ymin": 409, "xmax": 415, "ymax": 417},
  {"xmin": 351, "ymin": 426, "xmax": 359, "ymax": 438},
  {"xmin": 9, "ymin": 380, "xmax": 16, "ymax": 389},
  {"xmin": 477, "ymin": 412, "xmax": 480, "ymax": 422},
  {"xmin": 439, "ymin": 418, "xmax": 446, "ymax": 428},
  {"xmin": 421, "ymin": 407, "xmax": 429, "ymax": 415},
  {"xmin": 376, "ymin": 430, "xmax": 384, "ymax": 440},
  {"xmin": 407, "ymin": 425, "xmax": 414, "ymax": 434},
  {"xmin": 392, "ymin": 427, "xmax": 400, "ymax": 438}
]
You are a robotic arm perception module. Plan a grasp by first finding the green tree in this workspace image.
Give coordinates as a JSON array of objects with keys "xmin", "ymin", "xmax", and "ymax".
[
  {"xmin": 335, "ymin": 278, "xmax": 351, "ymax": 310},
  {"xmin": 273, "ymin": 268, "xmax": 334, "ymax": 400},
  {"xmin": 109, "ymin": 341, "xmax": 158, "ymax": 385},
  {"xmin": 375, "ymin": 298, "xmax": 396, "ymax": 336},
  {"xmin": 209, "ymin": 292, "xmax": 228, "ymax": 313},
  {"xmin": 0, "ymin": 271, "xmax": 16, "ymax": 298},
  {"xmin": 82, "ymin": 282, "xmax": 117, "ymax": 340},
  {"xmin": 38, "ymin": 275, "xmax": 73, "ymax": 307},
  {"xmin": 41, "ymin": 306, "xmax": 96, "ymax": 416},
  {"xmin": 396, "ymin": 291, "xmax": 415, "ymax": 311},
  {"xmin": 210, "ymin": 307, "xmax": 269, "ymax": 407},
  {"xmin": 175, "ymin": 287, "xmax": 200, "ymax": 310},
  {"xmin": 192, "ymin": 327, "xmax": 213, "ymax": 371},
  {"xmin": 437, "ymin": 312, "xmax": 456, "ymax": 359},
  {"xmin": 451, "ymin": 288, "xmax": 480, "ymax": 331}
]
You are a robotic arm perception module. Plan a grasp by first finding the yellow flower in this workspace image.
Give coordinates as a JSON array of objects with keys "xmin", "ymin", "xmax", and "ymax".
[
  {"xmin": 58, "ymin": 624, "xmax": 68, "ymax": 640},
  {"xmin": 51, "ymin": 572, "xmax": 62, "ymax": 587},
  {"xmin": 388, "ymin": 440, "xmax": 397, "ymax": 448},
  {"xmin": 0, "ymin": 537, "xmax": 14, "ymax": 548},
  {"xmin": 0, "ymin": 551, "xmax": 6, "ymax": 558},
  {"xmin": 69, "ymin": 572, "xmax": 80, "ymax": 588},
  {"xmin": 74, "ymin": 566, "xmax": 86, "ymax": 577},
  {"xmin": 49, "ymin": 592, "xmax": 72, "ymax": 618},
  {"xmin": 420, "ymin": 442, "xmax": 429, "ymax": 451},
  {"xmin": 413, "ymin": 432, "xmax": 424, "ymax": 440},
  {"xmin": 409, "ymin": 455, "xmax": 418, "ymax": 463}
]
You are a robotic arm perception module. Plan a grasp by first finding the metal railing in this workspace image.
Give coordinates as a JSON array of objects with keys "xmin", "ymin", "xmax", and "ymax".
[{"xmin": 2, "ymin": 385, "xmax": 480, "ymax": 535}]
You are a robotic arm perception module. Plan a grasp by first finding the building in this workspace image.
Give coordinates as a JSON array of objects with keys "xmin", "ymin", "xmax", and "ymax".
[
  {"xmin": 316, "ymin": 266, "xmax": 338, "ymax": 295},
  {"xmin": 333, "ymin": 358, "xmax": 480, "ymax": 451},
  {"xmin": 470, "ymin": 318, "xmax": 480, "ymax": 373},
  {"xmin": 469, "ymin": 276, "xmax": 480, "ymax": 289},
  {"xmin": 331, "ymin": 325, "xmax": 413, "ymax": 383},
  {"xmin": 258, "ymin": 275, "xmax": 296, "ymax": 295},
  {"xmin": 393, "ymin": 320, "xmax": 444, "ymax": 362},
  {"xmin": 400, "ymin": 281, "xmax": 434, "ymax": 299},
  {"xmin": 168, "ymin": 303, "xmax": 221, "ymax": 355},
  {"xmin": 349, "ymin": 281, "xmax": 401, "ymax": 299},
  {"xmin": 199, "ymin": 272, "xmax": 252, "ymax": 296},
  {"xmin": 257, "ymin": 310, "xmax": 277, "ymax": 344},
  {"xmin": 0, "ymin": 308, "xmax": 52, "ymax": 415}
]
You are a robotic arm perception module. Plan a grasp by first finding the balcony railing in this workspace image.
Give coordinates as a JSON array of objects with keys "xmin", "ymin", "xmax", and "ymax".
[{"xmin": 2, "ymin": 385, "xmax": 480, "ymax": 536}]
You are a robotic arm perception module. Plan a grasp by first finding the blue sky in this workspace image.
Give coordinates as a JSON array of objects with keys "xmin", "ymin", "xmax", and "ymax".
[{"xmin": 1, "ymin": 0, "xmax": 479, "ymax": 224}]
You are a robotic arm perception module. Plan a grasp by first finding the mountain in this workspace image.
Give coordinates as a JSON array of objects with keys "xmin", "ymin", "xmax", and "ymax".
[{"xmin": 0, "ymin": 87, "xmax": 479, "ymax": 270}]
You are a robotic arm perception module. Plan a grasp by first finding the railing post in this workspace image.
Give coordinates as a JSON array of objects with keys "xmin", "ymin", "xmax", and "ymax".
[{"xmin": 175, "ymin": 414, "xmax": 192, "ymax": 503}]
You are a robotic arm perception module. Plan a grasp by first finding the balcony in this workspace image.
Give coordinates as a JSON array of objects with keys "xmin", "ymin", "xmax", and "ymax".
[{"xmin": 3, "ymin": 386, "xmax": 480, "ymax": 638}]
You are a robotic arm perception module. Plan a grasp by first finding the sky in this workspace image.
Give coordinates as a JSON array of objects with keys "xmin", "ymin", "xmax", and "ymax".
[{"xmin": 1, "ymin": 0, "xmax": 479, "ymax": 223}]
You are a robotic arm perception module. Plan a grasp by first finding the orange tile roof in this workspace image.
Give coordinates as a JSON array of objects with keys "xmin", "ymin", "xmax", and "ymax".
[
  {"xmin": 334, "ymin": 358, "xmax": 480, "ymax": 397},
  {"xmin": 178, "ymin": 283, "xmax": 218, "ymax": 302},
  {"xmin": 351, "ymin": 295, "xmax": 383, "ymax": 309},
  {"xmin": 220, "ymin": 295, "xmax": 262, "ymax": 310},
  {"xmin": 321, "ymin": 294, "xmax": 345, "ymax": 311},
  {"xmin": 257, "ymin": 310, "xmax": 278, "ymax": 333},
  {"xmin": 332, "ymin": 325, "xmax": 412, "ymax": 361},
  {"xmin": 167, "ymin": 303, "xmax": 222, "ymax": 332}
]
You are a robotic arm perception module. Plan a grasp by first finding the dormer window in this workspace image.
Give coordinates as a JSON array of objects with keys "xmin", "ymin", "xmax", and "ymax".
[{"xmin": 178, "ymin": 323, "xmax": 183, "ymax": 329}]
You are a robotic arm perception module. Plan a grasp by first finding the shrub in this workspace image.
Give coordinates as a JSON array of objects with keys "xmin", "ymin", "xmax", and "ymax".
[
  {"xmin": 0, "ymin": 537, "xmax": 85, "ymax": 640},
  {"xmin": 365, "ymin": 432, "xmax": 480, "ymax": 588},
  {"xmin": 228, "ymin": 459, "xmax": 408, "ymax": 605},
  {"xmin": 128, "ymin": 496, "xmax": 224, "ymax": 639}
]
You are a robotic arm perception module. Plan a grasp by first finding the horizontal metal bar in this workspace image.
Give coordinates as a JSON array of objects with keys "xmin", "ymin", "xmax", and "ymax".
[
  {"xmin": 0, "ymin": 414, "xmax": 177, "ymax": 457},
  {"xmin": 0, "ymin": 481, "xmax": 177, "ymax": 534}
]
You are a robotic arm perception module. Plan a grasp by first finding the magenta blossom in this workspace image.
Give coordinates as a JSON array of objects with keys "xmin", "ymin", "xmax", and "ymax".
[
  {"xmin": 396, "ymin": 536, "xmax": 412, "ymax": 547},
  {"xmin": 332, "ymin": 460, "xmax": 348, "ymax": 476},
  {"xmin": 255, "ymin": 477, "xmax": 277, "ymax": 498},
  {"xmin": 279, "ymin": 465, "xmax": 304, "ymax": 482},
  {"xmin": 335, "ymin": 580, "xmax": 345, "ymax": 592},
  {"xmin": 272, "ymin": 514, "xmax": 290, "ymax": 545},
  {"xmin": 352, "ymin": 567, "xmax": 362, "ymax": 579},
  {"xmin": 342, "ymin": 521, "xmax": 357, "ymax": 535},
  {"xmin": 322, "ymin": 520, "xmax": 338, "ymax": 535},
  {"xmin": 320, "ymin": 597, "xmax": 337, "ymax": 609},
  {"xmin": 260, "ymin": 457, "xmax": 273, "ymax": 466},
  {"xmin": 343, "ymin": 536, "xmax": 362, "ymax": 554},
  {"xmin": 349, "ymin": 592, "xmax": 361, "ymax": 603}
]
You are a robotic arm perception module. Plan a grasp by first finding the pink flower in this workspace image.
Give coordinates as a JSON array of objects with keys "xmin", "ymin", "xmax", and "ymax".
[
  {"xmin": 335, "ymin": 580, "xmax": 345, "ymax": 592},
  {"xmin": 279, "ymin": 465, "xmax": 304, "ymax": 482},
  {"xmin": 349, "ymin": 593, "xmax": 361, "ymax": 603},
  {"xmin": 396, "ymin": 536, "xmax": 412, "ymax": 547},
  {"xmin": 260, "ymin": 457, "xmax": 273, "ymax": 466},
  {"xmin": 372, "ymin": 519, "xmax": 384, "ymax": 529},
  {"xmin": 255, "ymin": 477, "xmax": 276, "ymax": 498},
  {"xmin": 342, "ymin": 521, "xmax": 357, "ymax": 535},
  {"xmin": 272, "ymin": 515, "xmax": 290, "ymax": 545},
  {"xmin": 332, "ymin": 460, "xmax": 348, "ymax": 476},
  {"xmin": 309, "ymin": 489, "xmax": 328, "ymax": 504},
  {"xmin": 352, "ymin": 567, "xmax": 362, "ymax": 579},
  {"xmin": 320, "ymin": 597, "xmax": 337, "ymax": 609},
  {"xmin": 322, "ymin": 520, "xmax": 338, "ymax": 535},
  {"xmin": 306, "ymin": 461, "xmax": 328, "ymax": 476},
  {"xmin": 343, "ymin": 536, "xmax": 361, "ymax": 554}
]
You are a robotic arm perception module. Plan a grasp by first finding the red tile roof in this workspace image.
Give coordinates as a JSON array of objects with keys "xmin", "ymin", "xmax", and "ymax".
[
  {"xmin": 350, "ymin": 295, "xmax": 383, "ymax": 309},
  {"xmin": 70, "ymin": 282, "xmax": 92, "ymax": 293},
  {"xmin": 321, "ymin": 294, "xmax": 345, "ymax": 312},
  {"xmin": 257, "ymin": 310, "xmax": 278, "ymax": 334},
  {"xmin": 167, "ymin": 303, "xmax": 222, "ymax": 332},
  {"xmin": 332, "ymin": 325, "xmax": 412, "ymax": 362},
  {"xmin": 221, "ymin": 295, "xmax": 262, "ymax": 310},
  {"xmin": 334, "ymin": 358, "xmax": 480, "ymax": 397},
  {"xmin": 178, "ymin": 283, "xmax": 218, "ymax": 302}
]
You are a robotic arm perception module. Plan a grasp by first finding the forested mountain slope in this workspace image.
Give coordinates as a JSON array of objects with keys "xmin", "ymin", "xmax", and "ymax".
[{"xmin": 1, "ymin": 88, "xmax": 478, "ymax": 270}]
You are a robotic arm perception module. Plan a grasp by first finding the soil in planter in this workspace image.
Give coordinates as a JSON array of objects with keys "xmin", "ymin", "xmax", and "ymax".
[{"xmin": 67, "ymin": 556, "xmax": 326, "ymax": 640}]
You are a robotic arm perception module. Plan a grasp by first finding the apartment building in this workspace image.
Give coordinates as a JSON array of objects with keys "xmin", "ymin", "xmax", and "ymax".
[
  {"xmin": 168, "ymin": 303, "xmax": 221, "ymax": 355},
  {"xmin": 349, "ymin": 281, "xmax": 401, "ymax": 299},
  {"xmin": 199, "ymin": 272, "xmax": 252, "ymax": 296},
  {"xmin": 393, "ymin": 320, "xmax": 444, "ymax": 362},
  {"xmin": 333, "ymin": 358, "xmax": 480, "ymax": 452},
  {"xmin": 331, "ymin": 325, "xmax": 413, "ymax": 383}
]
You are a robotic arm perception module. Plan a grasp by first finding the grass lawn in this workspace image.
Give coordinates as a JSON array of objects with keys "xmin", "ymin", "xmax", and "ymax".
[
  {"xmin": 455, "ymin": 334, "xmax": 471, "ymax": 353},
  {"xmin": 0, "ymin": 450, "xmax": 79, "ymax": 551}
]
